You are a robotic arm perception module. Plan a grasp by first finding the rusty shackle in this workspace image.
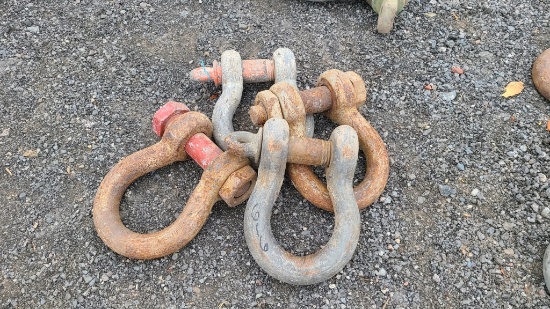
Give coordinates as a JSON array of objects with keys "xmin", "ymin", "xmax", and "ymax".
[
  {"xmin": 249, "ymin": 71, "xmax": 390, "ymax": 212},
  {"xmin": 533, "ymin": 48, "xmax": 550, "ymax": 102},
  {"xmin": 191, "ymin": 49, "xmax": 314, "ymax": 151},
  {"xmin": 228, "ymin": 118, "xmax": 361, "ymax": 285},
  {"xmin": 92, "ymin": 102, "xmax": 256, "ymax": 260}
]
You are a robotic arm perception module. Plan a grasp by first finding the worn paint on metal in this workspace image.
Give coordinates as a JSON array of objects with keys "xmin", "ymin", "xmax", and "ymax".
[
  {"xmin": 227, "ymin": 128, "xmax": 331, "ymax": 168},
  {"xmin": 185, "ymin": 133, "xmax": 223, "ymax": 169},
  {"xmin": 242, "ymin": 118, "xmax": 360, "ymax": 285},
  {"xmin": 212, "ymin": 50, "xmax": 244, "ymax": 151},
  {"xmin": 193, "ymin": 49, "xmax": 314, "ymax": 148},
  {"xmin": 93, "ymin": 106, "xmax": 256, "ymax": 260},
  {"xmin": 190, "ymin": 59, "xmax": 275, "ymax": 86},
  {"xmin": 152, "ymin": 101, "xmax": 191, "ymax": 137},
  {"xmin": 250, "ymin": 71, "xmax": 389, "ymax": 212},
  {"xmin": 153, "ymin": 102, "xmax": 256, "ymax": 206}
]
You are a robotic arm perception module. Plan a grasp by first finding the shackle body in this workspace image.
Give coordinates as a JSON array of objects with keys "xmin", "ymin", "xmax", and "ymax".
[{"xmin": 244, "ymin": 118, "xmax": 361, "ymax": 285}]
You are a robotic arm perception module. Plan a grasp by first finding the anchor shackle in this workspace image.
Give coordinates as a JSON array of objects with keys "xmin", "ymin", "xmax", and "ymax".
[
  {"xmin": 190, "ymin": 48, "xmax": 314, "ymax": 151},
  {"xmin": 250, "ymin": 71, "xmax": 389, "ymax": 212},
  {"xmin": 93, "ymin": 102, "xmax": 256, "ymax": 260},
  {"xmin": 228, "ymin": 118, "xmax": 360, "ymax": 285}
]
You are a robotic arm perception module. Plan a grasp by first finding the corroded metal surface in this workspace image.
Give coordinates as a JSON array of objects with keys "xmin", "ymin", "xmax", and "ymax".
[
  {"xmin": 226, "ymin": 128, "xmax": 331, "ymax": 168},
  {"xmin": 211, "ymin": 50, "xmax": 244, "ymax": 151},
  {"xmin": 536, "ymin": 49, "xmax": 550, "ymax": 288},
  {"xmin": 249, "ymin": 79, "xmax": 363, "ymax": 122},
  {"xmin": 192, "ymin": 48, "xmax": 314, "ymax": 148},
  {"xmin": 153, "ymin": 102, "xmax": 256, "ymax": 206},
  {"xmin": 246, "ymin": 82, "xmax": 323, "ymax": 183},
  {"xmin": 189, "ymin": 59, "xmax": 275, "ymax": 86},
  {"xmin": 298, "ymin": 86, "xmax": 333, "ymax": 113},
  {"xmin": 93, "ymin": 108, "xmax": 256, "ymax": 260},
  {"xmin": 250, "ymin": 90, "xmax": 283, "ymax": 125},
  {"xmin": 533, "ymin": 48, "xmax": 550, "ymax": 101},
  {"xmin": 306, "ymin": 69, "xmax": 389, "ymax": 211},
  {"xmin": 242, "ymin": 118, "xmax": 360, "ymax": 285},
  {"xmin": 189, "ymin": 49, "xmax": 296, "ymax": 86},
  {"xmin": 287, "ymin": 136, "xmax": 332, "ymax": 167},
  {"xmin": 250, "ymin": 71, "xmax": 389, "ymax": 212},
  {"xmin": 184, "ymin": 133, "xmax": 223, "ymax": 169}
]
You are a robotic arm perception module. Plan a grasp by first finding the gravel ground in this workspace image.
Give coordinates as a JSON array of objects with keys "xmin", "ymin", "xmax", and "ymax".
[{"xmin": 1, "ymin": 0, "xmax": 550, "ymax": 308}]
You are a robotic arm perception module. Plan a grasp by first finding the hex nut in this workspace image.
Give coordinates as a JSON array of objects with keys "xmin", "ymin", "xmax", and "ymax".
[{"xmin": 152, "ymin": 101, "xmax": 191, "ymax": 137}]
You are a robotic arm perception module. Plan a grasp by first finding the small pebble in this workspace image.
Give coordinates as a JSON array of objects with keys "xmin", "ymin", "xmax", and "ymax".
[
  {"xmin": 439, "ymin": 185, "xmax": 457, "ymax": 197},
  {"xmin": 83, "ymin": 275, "xmax": 93, "ymax": 284},
  {"xmin": 26, "ymin": 26, "xmax": 39, "ymax": 33},
  {"xmin": 440, "ymin": 91, "xmax": 457, "ymax": 101},
  {"xmin": 477, "ymin": 231, "xmax": 486, "ymax": 240}
]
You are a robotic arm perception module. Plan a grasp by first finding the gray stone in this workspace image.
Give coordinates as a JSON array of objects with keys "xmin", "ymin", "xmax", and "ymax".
[
  {"xmin": 439, "ymin": 185, "xmax": 457, "ymax": 197},
  {"xmin": 440, "ymin": 91, "xmax": 457, "ymax": 101},
  {"xmin": 26, "ymin": 26, "xmax": 39, "ymax": 33}
]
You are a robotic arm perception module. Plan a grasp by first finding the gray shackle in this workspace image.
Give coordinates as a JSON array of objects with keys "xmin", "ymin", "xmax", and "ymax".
[
  {"xmin": 212, "ymin": 49, "xmax": 314, "ymax": 151},
  {"xmin": 242, "ymin": 118, "xmax": 361, "ymax": 285},
  {"xmin": 211, "ymin": 50, "xmax": 243, "ymax": 151}
]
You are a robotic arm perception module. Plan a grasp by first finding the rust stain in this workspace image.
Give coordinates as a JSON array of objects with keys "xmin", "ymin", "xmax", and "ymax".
[
  {"xmin": 93, "ymin": 110, "xmax": 256, "ymax": 260},
  {"xmin": 341, "ymin": 145, "xmax": 354, "ymax": 160},
  {"xmin": 248, "ymin": 70, "xmax": 388, "ymax": 212},
  {"xmin": 293, "ymin": 70, "xmax": 388, "ymax": 212},
  {"xmin": 266, "ymin": 139, "xmax": 283, "ymax": 152}
]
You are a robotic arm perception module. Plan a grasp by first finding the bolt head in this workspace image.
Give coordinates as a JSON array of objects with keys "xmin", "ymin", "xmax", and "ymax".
[{"xmin": 152, "ymin": 101, "xmax": 190, "ymax": 137}]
